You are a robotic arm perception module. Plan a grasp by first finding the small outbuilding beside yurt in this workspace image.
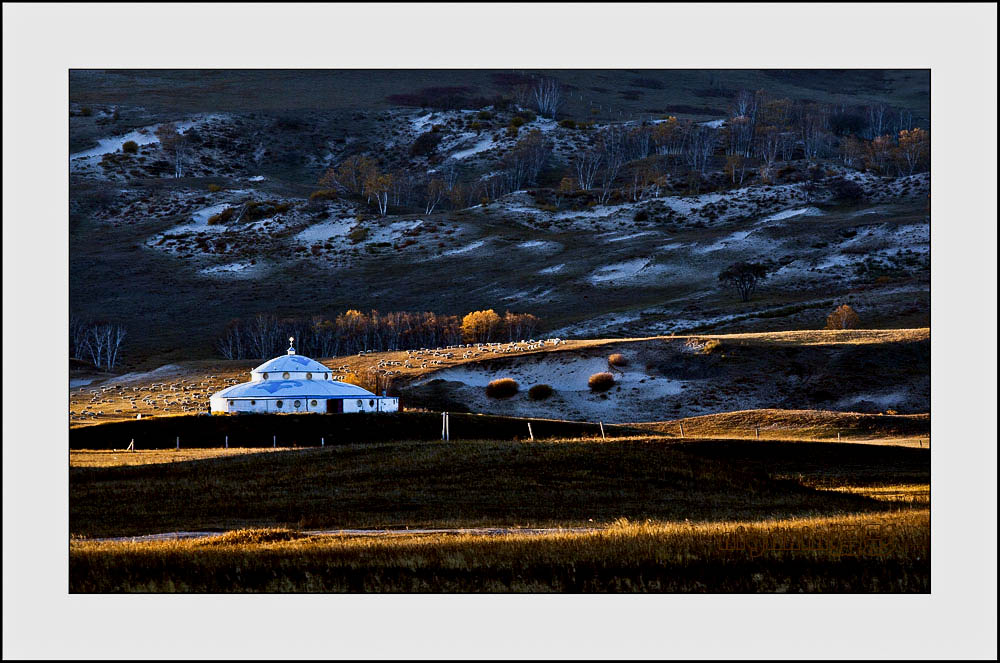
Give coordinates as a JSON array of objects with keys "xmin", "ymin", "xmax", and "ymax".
[{"xmin": 209, "ymin": 338, "xmax": 399, "ymax": 414}]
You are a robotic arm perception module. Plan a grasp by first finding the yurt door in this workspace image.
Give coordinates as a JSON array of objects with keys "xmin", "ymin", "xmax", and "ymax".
[{"xmin": 326, "ymin": 399, "xmax": 343, "ymax": 414}]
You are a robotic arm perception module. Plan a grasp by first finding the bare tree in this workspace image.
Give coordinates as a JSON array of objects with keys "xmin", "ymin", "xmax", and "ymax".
[
  {"xmin": 502, "ymin": 130, "xmax": 551, "ymax": 192},
  {"xmin": 155, "ymin": 122, "xmax": 187, "ymax": 178},
  {"xmin": 718, "ymin": 262, "xmax": 769, "ymax": 303},
  {"xmin": 573, "ymin": 150, "xmax": 603, "ymax": 190},
  {"xmin": 247, "ymin": 314, "xmax": 282, "ymax": 359},
  {"xmin": 79, "ymin": 321, "xmax": 126, "ymax": 370},
  {"xmin": 531, "ymin": 77, "xmax": 564, "ymax": 118},
  {"xmin": 865, "ymin": 102, "xmax": 888, "ymax": 140},
  {"xmin": 684, "ymin": 124, "xmax": 718, "ymax": 174},
  {"xmin": 798, "ymin": 105, "xmax": 831, "ymax": 159},
  {"xmin": 425, "ymin": 178, "xmax": 447, "ymax": 214}
]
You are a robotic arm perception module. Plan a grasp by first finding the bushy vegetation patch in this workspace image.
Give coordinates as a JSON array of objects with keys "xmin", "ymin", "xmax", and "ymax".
[
  {"xmin": 410, "ymin": 131, "xmax": 444, "ymax": 157},
  {"xmin": 608, "ymin": 353, "xmax": 628, "ymax": 367},
  {"xmin": 486, "ymin": 378, "xmax": 519, "ymax": 399},
  {"xmin": 528, "ymin": 384, "xmax": 553, "ymax": 400},
  {"xmin": 588, "ymin": 372, "xmax": 615, "ymax": 392}
]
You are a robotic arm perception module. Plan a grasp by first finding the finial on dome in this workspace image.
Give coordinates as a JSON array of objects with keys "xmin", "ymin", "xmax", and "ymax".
[{"xmin": 287, "ymin": 336, "xmax": 296, "ymax": 355}]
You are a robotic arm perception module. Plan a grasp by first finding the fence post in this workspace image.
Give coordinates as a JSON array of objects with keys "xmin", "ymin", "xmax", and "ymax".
[
  {"xmin": 321, "ymin": 437, "xmax": 325, "ymax": 447},
  {"xmin": 528, "ymin": 422, "xmax": 534, "ymax": 441},
  {"xmin": 755, "ymin": 426, "xmax": 759, "ymax": 440},
  {"xmin": 599, "ymin": 421, "xmax": 606, "ymax": 440},
  {"xmin": 837, "ymin": 432, "xmax": 841, "ymax": 442},
  {"xmin": 128, "ymin": 439, "xmax": 134, "ymax": 452},
  {"xmin": 446, "ymin": 412, "xmax": 450, "ymax": 441},
  {"xmin": 442, "ymin": 412, "xmax": 446, "ymax": 441},
  {"xmin": 225, "ymin": 435, "xmax": 228, "ymax": 449},
  {"xmin": 679, "ymin": 422, "xmax": 685, "ymax": 438},
  {"xmin": 273, "ymin": 435, "xmax": 276, "ymax": 448},
  {"xmin": 176, "ymin": 436, "xmax": 180, "ymax": 450}
]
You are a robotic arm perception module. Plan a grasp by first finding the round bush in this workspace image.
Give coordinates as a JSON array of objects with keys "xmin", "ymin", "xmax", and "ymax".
[
  {"xmin": 588, "ymin": 372, "xmax": 615, "ymax": 392},
  {"xmin": 528, "ymin": 384, "xmax": 553, "ymax": 400},
  {"xmin": 485, "ymin": 378, "xmax": 519, "ymax": 399},
  {"xmin": 608, "ymin": 353, "xmax": 628, "ymax": 367},
  {"xmin": 121, "ymin": 140, "xmax": 139, "ymax": 154}
]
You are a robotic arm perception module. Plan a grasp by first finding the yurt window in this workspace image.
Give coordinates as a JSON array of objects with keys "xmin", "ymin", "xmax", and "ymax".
[
  {"xmin": 229, "ymin": 400, "xmax": 234, "ymax": 406},
  {"xmin": 250, "ymin": 400, "xmax": 256, "ymax": 405},
  {"xmin": 262, "ymin": 373, "xmax": 268, "ymax": 380},
  {"xmin": 294, "ymin": 400, "xmax": 301, "ymax": 408},
  {"xmin": 369, "ymin": 399, "xmax": 375, "ymax": 407},
  {"xmin": 282, "ymin": 372, "xmax": 290, "ymax": 379},
  {"xmin": 310, "ymin": 400, "xmax": 317, "ymax": 407},
  {"xmin": 306, "ymin": 372, "xmax": 313, "ymax": 380},
  {"xmin": 276, "ymin": 400, "xmax": 283, "ymax": 408},
  {"xmin": 356, "ymin": 399, "xmax": 363, "ymax": 408}
]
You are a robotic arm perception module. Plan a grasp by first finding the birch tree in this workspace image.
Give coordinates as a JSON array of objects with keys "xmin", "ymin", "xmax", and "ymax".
[
  {"xmin": 531, "ymin": 77, "xmax": 564, "ymax": 118},
  {"xmin": 573, "ymin": 150, "xmax": 602, "ymax": 190}
]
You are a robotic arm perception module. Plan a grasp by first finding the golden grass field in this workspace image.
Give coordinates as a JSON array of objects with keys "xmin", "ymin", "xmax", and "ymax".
[
  {"xmin": 70, "ymin": 511, "xmax": 929, "ymax": 592},
  {"xmin": 70, "ymin": 426, "xmax": 930, "ymax": 592}
]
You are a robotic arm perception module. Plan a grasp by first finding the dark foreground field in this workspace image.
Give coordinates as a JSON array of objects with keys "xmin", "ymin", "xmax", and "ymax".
[{"xmin": 70, "ymin": 430, "xmax": 929, "ymax": 592}]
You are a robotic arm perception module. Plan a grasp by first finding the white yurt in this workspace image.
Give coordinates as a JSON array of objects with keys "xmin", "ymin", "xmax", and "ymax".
[{"xmin": 210, "ymin": 338, "xmax": 399, "ymax": 415}]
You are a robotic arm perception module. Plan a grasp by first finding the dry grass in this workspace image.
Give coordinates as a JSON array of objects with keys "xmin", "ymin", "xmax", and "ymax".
[
  {"xmin": 70, "ymin": 448, "xmax": 287, "ymax": 468},
  {"xmin": 485, "ymin": 377, "xmax": 519, "ymax": 399},
  {"xmin": 588, "ymin": 372, "xmax": 615, "ymax": 392},
  {"xmin": 70, "ymin": 510, "xmax": 929, "ymax": 592},
  {"xmin": 637, "ymin": 409, "xmax": 930, "ymax": 446}
]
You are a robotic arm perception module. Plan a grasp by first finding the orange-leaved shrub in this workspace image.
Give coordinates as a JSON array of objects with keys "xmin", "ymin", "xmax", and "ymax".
[
  {"xmin": 588, "ymin": 372, "xmax": 615, "ymax": 392},
  {"xmin": 826, "ymin": 304, "xmax": 860, "ymax": 330},
  {"xmin": 486, "ymin": 378, "xmax": 519, "ymax": 399},
  {"xmin": 608, "ymin": 353, "xmax": 628, "ymax": 367}
]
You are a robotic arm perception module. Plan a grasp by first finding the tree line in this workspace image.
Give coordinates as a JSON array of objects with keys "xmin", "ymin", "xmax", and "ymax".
[
  {"xmin": 216, "ymin": 309, "xmax": 542, "ymax": 360},
  {"xmin": 314, "ymin": 86, "xmax": 928, "ymax": 219},
  {"xmin": 70, "ymin": 319, "xmax": 127, "ymax": 371}
]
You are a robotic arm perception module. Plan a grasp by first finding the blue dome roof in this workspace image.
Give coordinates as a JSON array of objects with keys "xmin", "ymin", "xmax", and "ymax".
[
  {"xmin": 214, "ymin": 379, "xmax": 375, "ymax": 400},
  {"xmin": 252, "ymin": 354, "xmax": 329, "ymax": 374}
]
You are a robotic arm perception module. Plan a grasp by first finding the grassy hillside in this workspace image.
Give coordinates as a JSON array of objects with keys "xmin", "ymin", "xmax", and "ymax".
[{"xmin": 636, "ymin": 409, "xmax": 930, "ymax": 442}]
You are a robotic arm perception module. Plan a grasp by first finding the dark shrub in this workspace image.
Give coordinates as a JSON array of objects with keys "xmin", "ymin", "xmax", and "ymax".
[
  {"xmin": 528, "ymin": 384, "xmax": 553, "ymax": 400},
  {"xmin": 633, "ymin": 209, "xmax": 649, "ymax": 223},
  {"xmin": 588, "ymin": 372, "xmax": 615, "ymax": 392},
  {"xmin": 830, "ymin": 112, "xmax": 866, "ymax": 136},
  {"xmin": 207, "ymin": 208, "xmax": 236, "ymax": 225},
  {"xmin": 121, "ymin": 140, "xmax": 139, "ymax": 154},
  {"xmin": 486, "ymin": 378, "xmax": 519, "ymax": 399},
  {"xmin": 242, "ymin": 201, "xmax": 292, "ymax": 222},
  {"xmin": 410, "ymin": 131, "xmax": 444, "ymax": 157},
  {"xmin": 829, "ymin": 177, "xmax": 864, "ymax": 201}
]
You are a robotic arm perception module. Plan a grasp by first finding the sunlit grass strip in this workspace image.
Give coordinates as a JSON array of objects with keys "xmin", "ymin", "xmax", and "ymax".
[{"xmin": 70, "ymin": 510, "xmax": 930, "ymax": 593}]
